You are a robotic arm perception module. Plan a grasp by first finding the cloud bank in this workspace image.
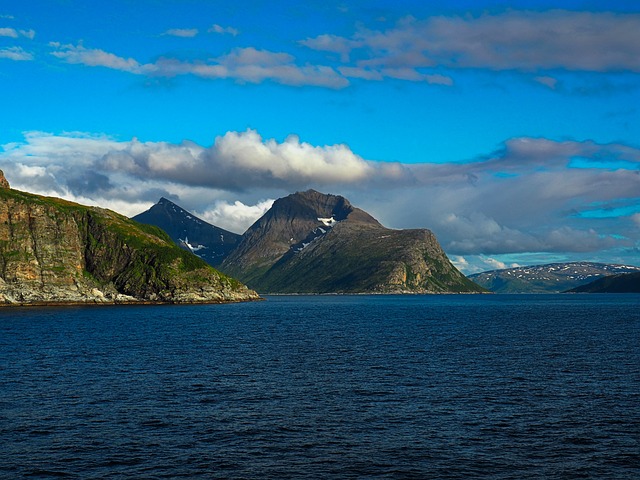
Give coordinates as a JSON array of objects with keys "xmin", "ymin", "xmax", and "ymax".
[
  {"xmin": 1, "ymin": 130, "xmax": 638, "ymax": 262},
  {"xmin": 304, "ymin": 11, "xmax": 640, "ymax": 73}
]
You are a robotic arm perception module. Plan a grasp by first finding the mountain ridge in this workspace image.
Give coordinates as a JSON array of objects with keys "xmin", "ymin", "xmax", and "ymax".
[{"xmin": 469, "ymin": 262, "xmax": 640, "ymax": 293}]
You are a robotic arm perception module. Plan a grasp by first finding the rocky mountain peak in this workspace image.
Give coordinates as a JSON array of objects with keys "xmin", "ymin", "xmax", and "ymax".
[
  {"xmin": 221, "ymin": 189, "xmax": 484, "ymax": 293},
  {"xmin": 0, "ymin": 170, "xmax": 10, "ymax": 189},
  {"xmin": 132, "ymin": 197, "xmax": 241, "ymax": 267},
  {"xmin": 269, "ymin": 190, "xmax": 380, "ymax": 226}
]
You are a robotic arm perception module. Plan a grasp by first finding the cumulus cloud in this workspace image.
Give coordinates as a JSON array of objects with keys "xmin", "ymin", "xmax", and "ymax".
[
  {"xmin": 0, "ymin": 129, "xmax": 413, "ymax": 209},
  {"xmin": 196, "ymin": 199, "xmax": 275, "ymax": 234},
  {"xmin": 0, "ymin": 46, "xmax": 33, "ymax": 61},
  {"xmin": 1, "ymin": 130, "xmax": 638, "ymax": 265},
  {"xmin": 208, "ymin": 24, "xmax": 239, "ymax": 36},
  {"xmin": 163, "ymin": 28, "xmax": 199, "ymax": 38}
]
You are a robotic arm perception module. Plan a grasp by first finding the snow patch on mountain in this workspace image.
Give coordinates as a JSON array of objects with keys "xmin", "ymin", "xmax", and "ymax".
[
  {"xmin": 180, "ymin": 236, "xmax": 207, "ymax": 254},
  {"xmin": 292, "ymin": 218, "xmax": 339, "ymax": 253},
  {"xmin": 318, "ymin": 216, "xmax": 338, "ymax": 227}
]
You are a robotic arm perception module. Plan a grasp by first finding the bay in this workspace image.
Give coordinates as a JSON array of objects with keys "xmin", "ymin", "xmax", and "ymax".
[{"xmin": 1, "ymin": 294, "xmax": 639, "ymax": 479}]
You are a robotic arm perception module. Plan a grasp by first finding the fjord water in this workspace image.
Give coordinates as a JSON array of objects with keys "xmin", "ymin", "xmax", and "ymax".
[{"xmin": 1, "ymin": 295, "xmax": 639, "ymax": 479}]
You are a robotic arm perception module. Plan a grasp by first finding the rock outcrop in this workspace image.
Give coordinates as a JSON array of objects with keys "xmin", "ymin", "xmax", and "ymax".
[
  {"xmin": 0, "ymin": 170, "xmax": 10, "ymax": 189},
  {"xmin": 221, "ymin": 190, "xmax": 485, "ymax": 294},
  {"xmin": 0, "ymin": 185, "xmax": 260, "ymax": 306}
]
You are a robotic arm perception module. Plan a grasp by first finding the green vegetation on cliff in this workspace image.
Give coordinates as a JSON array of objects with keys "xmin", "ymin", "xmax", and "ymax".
[{"xmin": 0, "ymin": 185, "xmax": 258, "ymax": 305}]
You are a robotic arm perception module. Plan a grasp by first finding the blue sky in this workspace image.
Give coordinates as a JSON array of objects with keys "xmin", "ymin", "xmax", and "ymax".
[{"xmin": 1, "ymin": 0, "xmax": 639, "ymax": 273}]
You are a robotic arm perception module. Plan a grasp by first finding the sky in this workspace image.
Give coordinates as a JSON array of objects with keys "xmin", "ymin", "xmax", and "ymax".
[{"xmin": 1, "ymin": 0, "xmax": 639, "ymax": 274}]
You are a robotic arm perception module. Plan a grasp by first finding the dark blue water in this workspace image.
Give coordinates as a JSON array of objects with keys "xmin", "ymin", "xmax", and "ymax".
[{"xmin": 1, "ymin": 294, "xmax": 639, "ymax": 479}]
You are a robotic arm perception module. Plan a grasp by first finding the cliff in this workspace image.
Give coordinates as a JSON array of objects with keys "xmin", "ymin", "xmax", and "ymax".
[{"xmin": 0, "ymin": 179, "xmax": 259, "ymax": 305}]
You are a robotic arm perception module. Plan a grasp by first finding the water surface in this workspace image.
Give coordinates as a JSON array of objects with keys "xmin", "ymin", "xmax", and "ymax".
[{"xmin": 1, "ymin": 294, "xmax": 639, "ymax": 478}]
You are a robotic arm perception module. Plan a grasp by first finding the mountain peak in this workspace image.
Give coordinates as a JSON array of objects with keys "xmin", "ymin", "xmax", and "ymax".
[
  {"xmin": 132, "ymin": 198, "xmax": 241, "ymax": 266},
  {"xmin": 221, "ymin": 190, "xmax": 483, "ymax": 294},
  {"xmin": 273, "ymin": 189, "xmax": 379, "ymax": 226}
]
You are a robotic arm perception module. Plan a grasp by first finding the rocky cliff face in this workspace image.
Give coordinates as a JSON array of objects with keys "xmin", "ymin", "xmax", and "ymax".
[
  {"xmin": 221, "ymin": 190, "xmax": 485, "ymax": 293},
  {"xmin": 0, "ymin": 184, "xmax": 259, "ymax": 306},
  {"xmin": 0, "ymin": 170, "xmax": 9, "ymax": 189}
]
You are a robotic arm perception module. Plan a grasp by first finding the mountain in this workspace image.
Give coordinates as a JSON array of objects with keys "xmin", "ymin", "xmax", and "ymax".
[
  {"xmin": 132, "ymin": 197, "xmax": 240, "ymax": 266},
  {"xmin": 567, "ymin": 272, "xmax": 640, "ymax": 293},
  {"xmin": 468, "ymin": 262, "xmax": 640, "ymax": 293},
  {"xmin": 0, "ymin": 172, "xmax": 258, "ymax": 306},
  {"xmin": 220, "ymin": 189, "xmax": 485, "ymax": 294}
]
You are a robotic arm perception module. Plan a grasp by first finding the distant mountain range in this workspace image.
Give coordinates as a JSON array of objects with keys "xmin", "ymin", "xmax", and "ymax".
[
  {"xmin": 469, "ymin": 262, "xmax": 640, "ymax": 293},
  {"xmin": 567, "ymin": 272, "xmax": 640, "ymax": 293},
  {"xmin": 134, "ymin": 190, "xmax": 485, "ymax": 294},
  {"xmin": 133, "ymin": 197, "xmax": 240, "ymax": 266}
]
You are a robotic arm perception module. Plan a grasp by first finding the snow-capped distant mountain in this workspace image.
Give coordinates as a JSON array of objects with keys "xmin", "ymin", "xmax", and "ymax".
[
  {"xmin": 468, "ymin": 262, "xmax": 640, "ymax": 293},
  {"xmin": 132, "ymin": 198, "xmax": 241, "ymax": 266}
]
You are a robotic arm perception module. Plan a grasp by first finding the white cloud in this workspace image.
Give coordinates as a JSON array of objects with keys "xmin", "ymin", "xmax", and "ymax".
[
  {"xmin": 19, "ymin": 28, "xmax": 35, "ymax": 39},
  {"xmin": 206, "ymin": 47, "xmax": 349, "ymax": 88},
  {"xmin": 449, "ymin": 255, "xmax": 469, "ymax": 272},
  {"xmin": 0, "ymin": 129, "xmax": 413, "ymax": 198},
  {"xmin": 0, "ymin": 27, "xmax": 35, "ymax": 39},
  {"xmin": 482, "ymin": 257, "xmax": 508, "ymax": 271},
  {"xmin": 0, "ymin": 46, "xmax": 33, "ymax": 61},
  {"xmin": 208, "ymin": 24, "xmax": 239, "ymax": 36},
  {"xmin": 197, "ymin": 199, "xmax": 275, "ymax": 234},
  {"xmin": 0, "ymin": 27, "xmax": 17, "ymax": 38},
  {"xmin": 299, "ymin": 34, "xmax": 357, "ymax": 61},
  {"xmin": 50, "ymin": 42, "xmax": 156, "ymax": 74},
  {"xmin": 48, "ymin": 42, "xmax": 348, "ymax": 88},
  {"xmin": 163, "ymin": 28, "xmax": 198, "ymax": 38}
]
